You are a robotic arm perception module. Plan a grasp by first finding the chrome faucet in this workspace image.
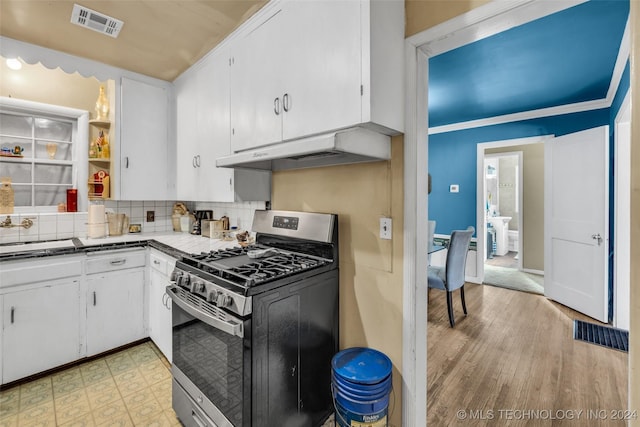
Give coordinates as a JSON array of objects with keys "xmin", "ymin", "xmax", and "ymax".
[{"xmin": 0, "ymin": 215, "xmax": 33, "ymax": 229}]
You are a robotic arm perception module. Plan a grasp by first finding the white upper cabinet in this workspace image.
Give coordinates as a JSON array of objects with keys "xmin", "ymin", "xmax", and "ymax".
[
  {"xmin": 281, "ymin": 1, "xmax": 362, "ymax": 141},
  {"xmin": 230, "ymin": 8, "xmax": 286, "ymax": 152},
  {"xmin": 175, "ymin": 65, "xmax": 200, "ymax": 201},
  {"xmin": 119, "ymin": 77, "xmax": 171, "ymax": 200},
  {"xmin": 176, "ymin": 48, "xmax": 270, "ymax": 202},
  {"xmin": 228, "ymin": 0, "xmax": 404, "ymax": 153}
]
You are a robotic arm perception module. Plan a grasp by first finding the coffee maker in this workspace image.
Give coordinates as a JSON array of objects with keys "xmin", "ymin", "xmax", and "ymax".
[{"xmin": 191, "ymin": 210, "xmax": 213, "ymax": 235}]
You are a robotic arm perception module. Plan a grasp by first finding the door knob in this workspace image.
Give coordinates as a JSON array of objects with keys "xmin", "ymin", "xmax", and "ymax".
[{"xmin": 591, "ymin": 233, "xmax": 602, "ymax": 245}]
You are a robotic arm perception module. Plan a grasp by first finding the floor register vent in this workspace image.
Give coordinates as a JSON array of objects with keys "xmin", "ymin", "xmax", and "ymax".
[{"xmin": 71, "ymin": 4, "xmax": 124, "ymax": 38}]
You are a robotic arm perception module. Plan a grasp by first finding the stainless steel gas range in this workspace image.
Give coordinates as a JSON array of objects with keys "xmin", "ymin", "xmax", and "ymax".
[{"xmin": 168, "ymin": 210, "xmax": 339, "ymax": 427}]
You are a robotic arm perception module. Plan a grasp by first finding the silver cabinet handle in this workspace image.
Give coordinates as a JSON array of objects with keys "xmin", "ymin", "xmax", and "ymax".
[
  {"xmin": 591, "ymin": 233, "xmax": 602, "ymax": 245},
  {"xmin": 93, "ymin": 291, "xmax": 97, "ymax": 306},
  {"xmin": 110, "ymin": 259, "xmax": 126, "ymax": 266},
  {"xmin": 192, "ymin": 156, "xmax": 197, "ymax": 168},
  {"xmin": 274, "ymin": 97, "xmax": 280, "ymax": 115},
  {"xmin": 124, "ymin": 157, "xmax": 129, "ymax": 168},
  {"xmin": 196, "ymin": 155, "xmax": 201, "ymax": 167},
  {"xmin": 10, "ymin": 306, "xmax": 15, "ymax": 324},
  {"xmin": 153, "ymin": 259, "xmax": 160, "ymax": 265},
  {"xmin": 283, "ymin": 93, "xmax": 290, "ymax": 112}
]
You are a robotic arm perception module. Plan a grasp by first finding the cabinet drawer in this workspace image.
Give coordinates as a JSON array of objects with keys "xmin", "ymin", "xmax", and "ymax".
[
  {"xmin": 0, "ymin": 255, "xmax": 83, "ymax": 289},
  {"xmin": 86, "ymin": 249, "xmax": 146, "ymax": 274},
  {"xmin": 149, "ymin": 250, "xmax": 177, "ymax": 276}
]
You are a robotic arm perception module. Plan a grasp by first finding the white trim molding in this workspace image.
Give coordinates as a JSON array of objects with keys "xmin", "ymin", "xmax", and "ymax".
[{"xmin": 403, "ymin": 2, "xmax": 585, "ymax": 425}]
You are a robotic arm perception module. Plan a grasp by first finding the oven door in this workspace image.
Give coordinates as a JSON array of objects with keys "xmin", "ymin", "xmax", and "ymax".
[{"xmin": 168, "ymin": 285, "xmax": 251, "ymax": 427}]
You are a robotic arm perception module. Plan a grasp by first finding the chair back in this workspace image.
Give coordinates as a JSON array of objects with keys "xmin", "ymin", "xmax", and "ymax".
[{"xmin": 445, "ymin": 226, "xmax": 474, "ymax": 291}]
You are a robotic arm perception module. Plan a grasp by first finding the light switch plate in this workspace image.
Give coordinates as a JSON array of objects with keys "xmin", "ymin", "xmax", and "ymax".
[
  {"xmin": 380, "ymin": 217, "xmax": 392, "ymax": 240},
  {"xmin": 450, "ymin": 184, "xmax": 459, "ymax": 193}
]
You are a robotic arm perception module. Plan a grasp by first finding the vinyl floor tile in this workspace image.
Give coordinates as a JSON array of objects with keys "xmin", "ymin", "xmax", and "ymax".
[
  {"xmin": 6, "ymin": 342, "xmax": 174, "ymax": 427},
  {"xmin": 91, "ymin": 400, "xmax": 130, "ymax": 426},
  {"xmin": 85, "ymin": 379, "xmax": 120, "ymax": 410},
  {"xmin": 0, "ymin": 415, "xmax": 17, "ymax": 427}
]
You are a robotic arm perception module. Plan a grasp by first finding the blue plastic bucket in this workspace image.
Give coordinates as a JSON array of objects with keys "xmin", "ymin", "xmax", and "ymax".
[{"xmin": 331, "ymin": 347, "xmax": 392, "ymax": 427}]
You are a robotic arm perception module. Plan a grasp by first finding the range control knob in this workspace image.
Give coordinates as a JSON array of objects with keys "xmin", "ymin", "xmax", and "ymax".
[
  {"xmin": 180, "ymin": 274, "xmax": 191, "ymax": 288},
  {"xmin": 207, "ymin": 290, "xmax": 219, "ymax": 303},
  {"xmin": 170, "ymin": 270, "xmax": 182, "ymax": 282},
  {"xmin": 217, "ymin": 293, "xmax": 232, "ymax": 308},
  {"xmin": 191, "ymin": 281, "xmax": 205, "ymax": 293}
]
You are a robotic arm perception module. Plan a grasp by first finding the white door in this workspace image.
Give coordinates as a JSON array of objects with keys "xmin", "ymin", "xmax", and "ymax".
[
  {"xmin": 544, "ymin": 126, "xmax": 608, "ymax": 322},
  {"xmin": 120, "ymin": 77, "xmax": 169, "ymax": 200},
  {"xmin": 282, "ymin": 1, "xmax": 361, "ymax": 141},
  {"xmin": 175, "ymin": 71, "xmax": 199, "ymax": 201},
  {"xmin": 86, "ymin": 269, "xmax": 145, "ymax": 356},
  {"xmin": 3, "ymin": 281, "xmax": 81, "ymax": 383},
  {"xmin": 229, "ymin": 9, "xmax": 285, "ymax": 152},
  {"xmin": 198, "ymin": 47, "xmax": 235, "ymax": 202}
]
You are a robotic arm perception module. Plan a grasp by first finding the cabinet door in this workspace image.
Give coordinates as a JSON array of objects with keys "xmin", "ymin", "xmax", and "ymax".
[
  {"xmin": 120, "ymin": 77, "xmax": 169, "ymax": 200},
  {"xmin": 175, "ymin": 73, "xmax": 200, "ymax": 201},
  {"xmin": 197, "ymin": 49, "xmax": 236, "ymax": 202},
  {"xmin": 281, "ymin": 1, "xmax": 362, "ymax": 140},
  {"xmin": 230, "ymin": 8, "xmax": 286, "ymax": 152},
  {"xmin": 86, "ymin": 269, "xmax": 145, "ymax": 356},
  {"xmin": 148, "ymin": 268, "xmax": 172, "ymax": 362},
  {"xmin": 2, "ymin": 281, "xmax": 81, "ymax": 384}
]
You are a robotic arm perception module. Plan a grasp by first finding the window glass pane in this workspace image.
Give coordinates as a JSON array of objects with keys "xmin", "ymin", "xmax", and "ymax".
[
  {"xmin": 1, "ymin": 162, "xmax": 31, "ymax": 183},
  {"xmin": 12, "ymin": 184, "xmax": 32, "ymax": 206},
  {"xmin": 0, "ymin": 114, "xmax": 32, "ymax": 137},
  {"xmin": 35, "ymin": 141, "xmax": 72, "ymax": 161},
  {"xmin": 35, "ymin": 185, "xmax": 68, "ymax": 206},
  {"xmin": 0, "ymin": 136, "xmax": 32, "ymax": 158},
  {"xmin": 35, "ymin": 164, "xmax": 72, "ymax": 184},
  {"xmin": 35, "ymin": 118, "xmax": 72, "ymax": 142},
  {"xmin": 1, "ymin": 109, "xmax": 77, "ymax": 208}
]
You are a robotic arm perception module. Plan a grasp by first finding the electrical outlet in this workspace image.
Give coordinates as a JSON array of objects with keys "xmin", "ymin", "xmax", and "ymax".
[
  {"xmin": 146, "ymin": 211, "xmax": 155, "ymax": 222},
  {"xmin": 380, "ymin": 217, "xmax": 392, "ymax": 240},
  {"xmin": 450, "ymin": 184, "xmax": 459, "ymax": 193}
]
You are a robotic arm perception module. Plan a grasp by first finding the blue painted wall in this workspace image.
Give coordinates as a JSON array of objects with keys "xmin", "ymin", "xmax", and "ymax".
[
  {"xmin": 428, "ymin": 109, "xmax": 610, "ymax": 236},
  {"xmin": 428, "ymin": 65, "xmax": 629, "ymax": 323}
]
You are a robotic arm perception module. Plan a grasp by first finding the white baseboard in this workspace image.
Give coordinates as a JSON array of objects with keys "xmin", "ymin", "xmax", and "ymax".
[{"xmin": 523, "ymin": 268, "xmax": 544, "ymax": 276}]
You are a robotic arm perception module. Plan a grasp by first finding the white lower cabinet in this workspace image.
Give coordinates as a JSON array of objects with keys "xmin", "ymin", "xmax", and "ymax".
[
  {"xmin": 85, "ymin": 249, "xmax": 146, "ymax": 357},
  {"xmin": 0, "ymin": 246, "xmax": 176, "ymax": 385},
  {"xmin": 86, "ymin": 269, "xmax": 145, "ymax": 356},
  {"xmin": 148, "ymin": 249, "xmax": 175, "ymax": 362},
  {"xmin": 2, "ymin": 280, "xmax": 81, "ymax": 384}
]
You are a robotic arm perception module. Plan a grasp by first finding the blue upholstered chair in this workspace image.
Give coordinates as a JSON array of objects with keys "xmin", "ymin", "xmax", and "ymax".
[{"xmin": 428, "ymin": 226, "xmax": 474, "ymax": 327}]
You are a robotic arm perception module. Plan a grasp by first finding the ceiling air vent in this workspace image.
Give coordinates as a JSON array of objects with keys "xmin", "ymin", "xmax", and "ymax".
[{"xmin": 71, "ymin": 4, "xmax": 124, "ymax": 38}]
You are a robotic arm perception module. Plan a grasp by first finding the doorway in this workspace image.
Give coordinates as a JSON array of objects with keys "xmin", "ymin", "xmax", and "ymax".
[{"xmin": 476, "ymin": 137, "xmax": 546, "ymax": 294}]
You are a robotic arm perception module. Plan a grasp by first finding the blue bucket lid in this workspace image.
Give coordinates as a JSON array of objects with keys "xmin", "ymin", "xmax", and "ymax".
[{"xmin": 332, "ymin": 347, "xmax": 392, "ymax": 385}]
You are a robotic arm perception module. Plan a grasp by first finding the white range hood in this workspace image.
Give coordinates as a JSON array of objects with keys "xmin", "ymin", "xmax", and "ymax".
[{"xmin": 216, "ymin": 127, "xmax": 391, "ymax": 171}]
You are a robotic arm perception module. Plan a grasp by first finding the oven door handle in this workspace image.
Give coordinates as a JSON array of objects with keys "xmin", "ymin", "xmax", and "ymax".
[{"xmin": 167, "ymin": 285, "xmax": 244, "ymax": 338}]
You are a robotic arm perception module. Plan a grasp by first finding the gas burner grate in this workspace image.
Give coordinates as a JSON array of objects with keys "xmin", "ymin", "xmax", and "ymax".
[{"xmin": 182, "ymin": 245, "xmax": 331, "ymax": 288}]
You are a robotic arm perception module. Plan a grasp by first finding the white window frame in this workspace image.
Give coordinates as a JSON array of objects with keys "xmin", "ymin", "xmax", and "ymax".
[{"xmin": 0, "ymin": 97, "xmax": 89, "ymax": 213}]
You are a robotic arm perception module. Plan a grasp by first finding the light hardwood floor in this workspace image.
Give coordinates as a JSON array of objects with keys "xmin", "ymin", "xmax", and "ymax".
[{"xmin": 428, "ymin": 283, "xmax": 629, "ymax": 426}]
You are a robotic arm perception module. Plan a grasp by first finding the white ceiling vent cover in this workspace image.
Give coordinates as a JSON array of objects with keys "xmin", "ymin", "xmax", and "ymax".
[{"xmin": 71, "ymin": 4, "xmax": 124, "ymax": 38}]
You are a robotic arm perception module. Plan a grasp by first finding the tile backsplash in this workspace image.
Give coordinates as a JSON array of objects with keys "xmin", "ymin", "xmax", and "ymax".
[
  {"xmin": 0, "ymin": 212, "xmax": 89, "ymax": 244},
  {"xmin": 0, "ymin": 200, "xmax": 267, "ymax": 244}
]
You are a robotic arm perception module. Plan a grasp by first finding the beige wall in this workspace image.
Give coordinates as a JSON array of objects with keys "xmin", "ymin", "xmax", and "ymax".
[
  {"xmin": 630, "ymin": 2, "xmax": 639, "ymax": 424},
  {"xmin": 0, "ymin": 57, "xmax": 102, "ymax": 114},
  {"xmin": 272, "ymin": 136, "xmax": 404, "ymax": 427},
  {"xmin": 405, "ymin": 0, "xmax": 491, "ymax": 37},
  {"xmin": 409, "ymin": 0, "xmax": 640, "ymax": 423},
  {"xmin": 486, "ymin": 144, "xmax": 544, "ymax": 271}
]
